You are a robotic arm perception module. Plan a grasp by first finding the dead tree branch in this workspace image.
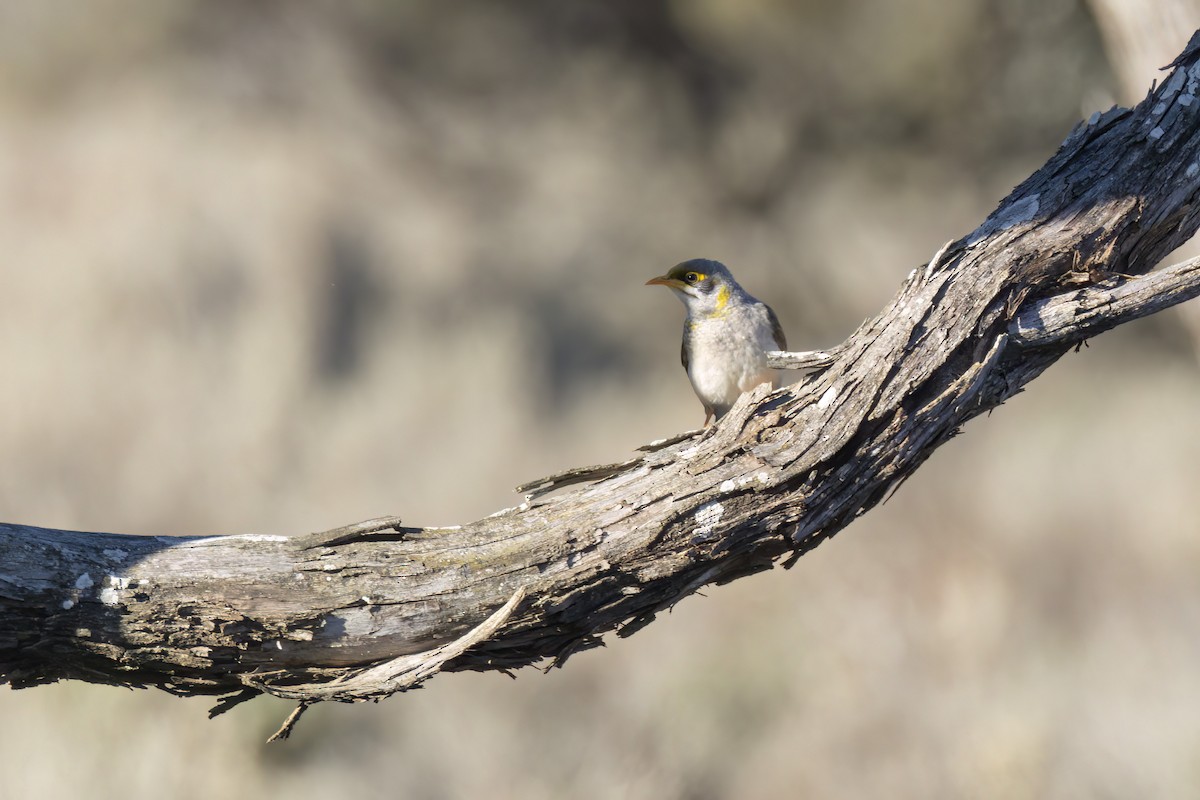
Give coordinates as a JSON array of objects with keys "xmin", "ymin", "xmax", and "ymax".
[{"xmin": 5, "ymin": 32, "xmax": 1200, "ymax": 733}]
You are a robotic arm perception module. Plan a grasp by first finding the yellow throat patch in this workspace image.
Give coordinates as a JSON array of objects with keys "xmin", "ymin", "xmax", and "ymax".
[{"xmin": 711, "ymin": 283, "xmax": 731, "ymax": 316}]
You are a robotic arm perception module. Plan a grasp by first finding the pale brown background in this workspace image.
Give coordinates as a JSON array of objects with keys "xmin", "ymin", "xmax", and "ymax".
[{"xmin": 3, "ymin": 2, "xmax": 1200, "ymax": 798}]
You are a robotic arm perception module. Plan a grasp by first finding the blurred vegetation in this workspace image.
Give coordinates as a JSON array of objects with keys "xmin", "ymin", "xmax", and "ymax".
[{"xmin": 4, "ymin": 2, "xmax": 1200, "ymax": 799}]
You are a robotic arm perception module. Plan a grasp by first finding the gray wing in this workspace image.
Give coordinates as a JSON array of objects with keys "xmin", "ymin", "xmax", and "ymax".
[
  {"xmin": 680, "ymin": 322, "xmax": 691, "ymax": 372},
  {"xmin": 765, "ymin": 303, "xmax": 787, "ymax": 350}
]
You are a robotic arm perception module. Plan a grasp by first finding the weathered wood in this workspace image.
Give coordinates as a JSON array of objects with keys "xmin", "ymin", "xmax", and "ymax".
[
  {"xmin": 5, "ymin": 31, "xmax": 1200, "ymax": 730},
  {"xmin": 766, "ymin": 347, "xmax": 838, "ymax": 370},
  {"xmin": 1011, "ymin": 253, "xmax": 1200, "ymax": 346}
]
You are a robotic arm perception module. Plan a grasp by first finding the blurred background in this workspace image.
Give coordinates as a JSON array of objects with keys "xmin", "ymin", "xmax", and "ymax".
[{"xmin": 2, "ymin": 1, "xmax": 1200, "ymax": 797}]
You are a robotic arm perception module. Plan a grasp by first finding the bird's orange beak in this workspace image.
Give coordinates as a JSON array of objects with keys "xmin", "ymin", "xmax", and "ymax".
[{"xmin": 645, "ymin": 275, "xmax": 681, "ymax": 287}]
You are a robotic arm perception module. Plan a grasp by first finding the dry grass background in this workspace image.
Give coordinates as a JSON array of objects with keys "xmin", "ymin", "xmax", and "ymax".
[{"xmin": 2, "ymin": 1, "xmax": 1200, "ymax": 798}]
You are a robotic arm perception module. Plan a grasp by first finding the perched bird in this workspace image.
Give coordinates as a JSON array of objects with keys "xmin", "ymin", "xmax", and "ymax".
[{"xmin": 646, "ymin": 258, "xmax": 787, "ymax": 426}]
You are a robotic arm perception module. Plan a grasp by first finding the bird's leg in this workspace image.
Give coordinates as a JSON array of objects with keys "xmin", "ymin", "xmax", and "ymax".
[{"xmin": 703, "ymin": 406, "xmax": 715, "ymax": 427}]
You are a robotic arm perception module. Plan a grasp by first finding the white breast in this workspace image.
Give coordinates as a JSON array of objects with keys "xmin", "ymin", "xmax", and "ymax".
[{"xmin": 686, "ymin": 303, "xmax": 780, "ymax": 416}]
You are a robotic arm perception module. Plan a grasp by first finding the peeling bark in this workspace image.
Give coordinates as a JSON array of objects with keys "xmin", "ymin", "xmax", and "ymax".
[{"xmin": 5, "ymin": 32, "xmax": 1200, "ymax": 731}]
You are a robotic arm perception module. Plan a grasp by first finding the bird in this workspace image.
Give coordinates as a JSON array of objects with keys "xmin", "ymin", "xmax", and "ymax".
[{"xmin": 646, "ymin": 258, "xmax": 787, "ymax": 426}]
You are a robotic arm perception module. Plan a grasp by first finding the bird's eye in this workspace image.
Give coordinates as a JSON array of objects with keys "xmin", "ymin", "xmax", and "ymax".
[{"xmin": 685, "ymin": 272, "xmax": 699, "ymax": 283}]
